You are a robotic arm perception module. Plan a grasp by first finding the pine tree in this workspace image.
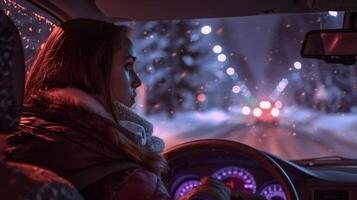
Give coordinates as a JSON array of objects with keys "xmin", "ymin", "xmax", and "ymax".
[
  {"xmin": 266, "ymin": 12, "xmax": 356, "ymax": 112},
  {"xmin": 133, "ymin": 20, "xmax": 225, "ymax": 116},
  {"xmin": 266, "ymin": 14, "xmax": 321, "ymax": 102}
]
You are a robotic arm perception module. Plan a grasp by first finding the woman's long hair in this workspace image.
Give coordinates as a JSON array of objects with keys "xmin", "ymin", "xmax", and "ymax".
[{"xmin": 24, "ymin": 19, "xmax": 167, "ymax": 174}]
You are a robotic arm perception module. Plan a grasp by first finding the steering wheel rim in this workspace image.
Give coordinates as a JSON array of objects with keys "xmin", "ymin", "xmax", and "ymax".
[{"xmin": 162, "ymin": 139, "xmax": 299, "ymax": 200}]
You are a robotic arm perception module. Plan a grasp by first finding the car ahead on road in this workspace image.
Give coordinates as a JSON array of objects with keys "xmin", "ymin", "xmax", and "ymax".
[
  {"xmin": 1, "ymin": 0, "xmax": 357, "ymax": 200},
  {"xmin": 242, "ymin": 100, "xmax": 283, "ymax": 125}
]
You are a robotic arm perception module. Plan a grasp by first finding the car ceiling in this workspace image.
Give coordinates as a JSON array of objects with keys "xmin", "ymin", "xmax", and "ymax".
[{"xmin": 31, "ymin": 0, "xmax": 357, "ymax": 22}]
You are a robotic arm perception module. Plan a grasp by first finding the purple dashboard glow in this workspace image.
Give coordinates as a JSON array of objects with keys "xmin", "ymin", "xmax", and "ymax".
[
  {"xmin": 212, "ymin": 166, "xmax": 257, "ymax": 193},
  {"xmin": 174, "ymin": 180, "xmax": 201, "ymax": 198},
  {"xmin": 260, "ymin": 184, "xmax": 287, "ymax": 200}
]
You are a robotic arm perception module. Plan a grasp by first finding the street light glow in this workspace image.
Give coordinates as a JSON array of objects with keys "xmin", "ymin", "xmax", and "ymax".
[
  {"xmin": 294, "ymin": 61, "xmax": 302, "ymax": 70},
  {"xmin": 197, "ymin": 94, "xmax": 206, "ymax": 102},
  {"xmin": 201, "ymin": 25, "xmax": 212, "ymax": 34},
  {"xmin": 213, "ymin": 45, "xmax": 223, "ymax": 54},
  {"xmin": 226, "ymin": 67, "xmax": 235, "ymax": 75},
  {"xmin": 232, "ymin": 85, "xmax": 241, "ymax": 93},
  {"xmin": 328, "ymin": 11, "xmax": 338, "ymax": 17},
  {"xmin": 218, "ymin": 54, "xmax": 227, "ymax": 62},
  {"xmin": 277, "ymin": 78, "xmax": 289, "ymax": 92},
  {"xmin": 242, "ymin": 106, "xmax": 251, "ymax": 115}
]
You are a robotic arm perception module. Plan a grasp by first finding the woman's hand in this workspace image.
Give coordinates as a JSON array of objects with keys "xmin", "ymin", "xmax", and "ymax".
[{"xmin": 179, "ymin": 176, "xmax": 231, "ymax": 200}]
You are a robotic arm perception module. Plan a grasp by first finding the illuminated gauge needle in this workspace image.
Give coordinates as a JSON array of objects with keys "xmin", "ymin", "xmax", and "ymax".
[{"xmin": 225, "ymin": 180, "xmax": 235, "ymax": 189}]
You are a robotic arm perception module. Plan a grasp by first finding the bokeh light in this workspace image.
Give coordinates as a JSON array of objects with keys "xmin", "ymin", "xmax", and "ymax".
[
  {"xmin": 213, "ymin": 45, "xmax": 223, "ymax": 54},
  {"xmin": 218, "ymin": 54, "xmax": 227, "ymax": 62},
  {"xmin": 232, "ymin": 85, "xmax": 241, "ymax": 93},
  {"xmin": 271, "ymin": 108, "xmax": 280, "ymax": 117},
  {"xmin": 201, "ymin": 25, "xmax": 212, "ymax": 34},
  {"xmin": 242, "ymin": 106, "xmax": 251, "ymax": 115},
  {"xmin": 197, "ymin": 94, "xmax": 207, "ymax": 102},
  {"xmin": 328, "ymin": 11, "xmax": 338, "ymax": 17},
  {"xmin": 226, "ymin": 67, "xmax": 235, "ymax": 75},
  {"xmin": 275, "ymin": 101, "xmax": 283, "ymax": 109},
  {"xmin": 253, "ymin": 108, "xmax": 262, "ymax": 117},
  {"xmin": 259, "ymin": 101, "xmax": 272, "ymax": 109},
  {"xmin": 294, "ymin": 61, "xmax": 302, "ymax": 70}
]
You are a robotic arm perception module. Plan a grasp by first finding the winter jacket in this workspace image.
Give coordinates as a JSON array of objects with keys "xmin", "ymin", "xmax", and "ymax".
[{"xmin": 4, "ymin": 88, "xmax": 171, "ymax": 200}]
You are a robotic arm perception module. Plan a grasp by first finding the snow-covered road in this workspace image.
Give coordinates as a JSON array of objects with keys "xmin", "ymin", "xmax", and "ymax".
[
  {"xmin": 175, "ymin": 122, "xmax": 357, "ymax": 160},
  {"xmin": 151, "ymin": 107, "xmax": 357, "ymax": 160}
]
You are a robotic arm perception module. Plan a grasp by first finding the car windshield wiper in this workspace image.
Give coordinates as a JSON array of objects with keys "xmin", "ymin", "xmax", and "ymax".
[{"xmin": 292, "ymin": 156, "xmax": 357, "ymax": 166}]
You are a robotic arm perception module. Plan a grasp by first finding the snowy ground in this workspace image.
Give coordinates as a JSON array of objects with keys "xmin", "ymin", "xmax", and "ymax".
[
  {"xmin": 147, "ymin": 106, "xmax": 357, "ymax": 159},
  {"xmin": 148, "ymin": 108, "xmax": 244, "ymax": 149},
  {"xmin": 281, "ymin": 106, "xmax": 357, "ymax": 140}
]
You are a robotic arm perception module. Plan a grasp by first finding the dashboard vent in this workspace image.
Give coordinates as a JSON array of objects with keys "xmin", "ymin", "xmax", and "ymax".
[{"xmin": 314, "ymin": 190, "xmax": 348, "ymax": 200}]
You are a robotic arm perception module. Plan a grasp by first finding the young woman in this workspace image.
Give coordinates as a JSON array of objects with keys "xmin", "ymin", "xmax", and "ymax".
[{"xmin": 4, "ymin": 19, "xmax": 230, "ymax": 200}]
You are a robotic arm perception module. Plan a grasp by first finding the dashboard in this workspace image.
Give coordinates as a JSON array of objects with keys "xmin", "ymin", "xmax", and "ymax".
[
  {"xmin": 170, "ymin": 165, "xmax": 286, "ymax": 199},
  {"xmin": 165, "ymin": 154, "xmax": 286, "ymax": 199},
  {"xmin": 162, "ymin": 140, "xmax": 357, "ymax": 200}
]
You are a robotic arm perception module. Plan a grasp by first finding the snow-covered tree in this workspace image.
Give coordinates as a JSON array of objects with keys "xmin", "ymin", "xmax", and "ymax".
[
  {"xmin": 132, "ymin": 20, "xmax": 230, "ymax": 116},
  {"xmin": 266, "ymin": 12, "xmax": 356, "ymax": 113}
]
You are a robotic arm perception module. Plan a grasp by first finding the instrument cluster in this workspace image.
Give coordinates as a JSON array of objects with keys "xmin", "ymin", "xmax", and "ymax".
[{"xmin": 171, "ymin": 166, "xmax": 287, "ymax": 200}]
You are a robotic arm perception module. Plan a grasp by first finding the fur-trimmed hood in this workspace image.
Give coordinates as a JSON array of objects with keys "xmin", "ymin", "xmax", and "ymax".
[
  {"xmin": 5, "ymin": 88, "xmax": 167, "ymax": 176},
  {"xmin": 41, "ymin": 88, "xmax": 152, "ymax": 133},
  {"xmin": 33, "ymin": 88, "xmax": 164, "ymax": 153}
]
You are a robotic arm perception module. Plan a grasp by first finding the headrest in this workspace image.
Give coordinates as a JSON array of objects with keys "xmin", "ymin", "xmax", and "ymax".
[{"xmin": 0, "ymin": 11, "xmax": 25, "ymax": 133}]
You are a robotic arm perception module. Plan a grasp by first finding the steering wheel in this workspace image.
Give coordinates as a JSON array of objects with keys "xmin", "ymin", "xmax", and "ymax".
[{"xmin": 162, "ymin": 139, "xmax": 299, "ymax": 200}]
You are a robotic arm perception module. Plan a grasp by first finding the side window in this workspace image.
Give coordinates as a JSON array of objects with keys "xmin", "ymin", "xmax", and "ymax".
[{"xmin": 0, "ymin": 0, "xmax": 58, "ymax": 62}]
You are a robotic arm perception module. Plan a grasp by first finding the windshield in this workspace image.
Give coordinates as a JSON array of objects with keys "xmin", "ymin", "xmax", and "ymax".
[
  {"xmin": 125, "ymin": 12, "xmax": 357, "ymax": 161},
  {"xmin": 2, "ymin": 0, "xmax": 356, "ymax": 161}
]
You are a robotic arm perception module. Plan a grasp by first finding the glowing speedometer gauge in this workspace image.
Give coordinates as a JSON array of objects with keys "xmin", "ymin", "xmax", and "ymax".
[
  {"xmin": 174, "ymin": 179, "xmax": 201, "ymax": 198},
  {"xmin": 260, "ymin": 184, "xmax": 287, "ymax": 200},
  {"xmin": 212, "ymin": 166, "xmax": 257, "ymax": 193}
]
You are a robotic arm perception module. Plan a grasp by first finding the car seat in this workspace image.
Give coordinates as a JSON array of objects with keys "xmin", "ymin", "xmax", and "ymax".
[{"xmin": 0, "ymin": 10, "xmax": 83, "ymax": 200}]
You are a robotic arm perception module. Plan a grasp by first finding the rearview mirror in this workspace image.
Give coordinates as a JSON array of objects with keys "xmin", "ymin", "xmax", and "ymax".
[{"xmin": 301, "ymin": 29, "xmax": 357, "ymax": 65}]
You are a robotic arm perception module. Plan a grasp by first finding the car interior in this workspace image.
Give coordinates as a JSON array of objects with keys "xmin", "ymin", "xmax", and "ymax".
[
  {"xmin": 1, "ymin": 0, "xmax": 357, "ymax": 200},
  {"xmin": 0, "ymin": 9, "xmax": 83, "ymax": 199}
]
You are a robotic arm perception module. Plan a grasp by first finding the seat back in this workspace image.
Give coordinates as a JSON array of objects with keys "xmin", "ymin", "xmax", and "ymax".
[
  {"xmin": 0, "ymin": 8, "xmax": 25, "ymax": 159},
  {"xmin": 0, "ymin": 8, "xmax": 25, "ymax": 133},
  {"xmin": 0, "ymin": 11, "xmax": 83, "ymax": 200}
]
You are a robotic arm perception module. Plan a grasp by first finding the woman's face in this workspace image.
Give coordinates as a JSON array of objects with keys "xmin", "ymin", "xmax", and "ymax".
[{"xmin": 110, "ymin": 37, "xmax": 142, "ymax": 107}]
